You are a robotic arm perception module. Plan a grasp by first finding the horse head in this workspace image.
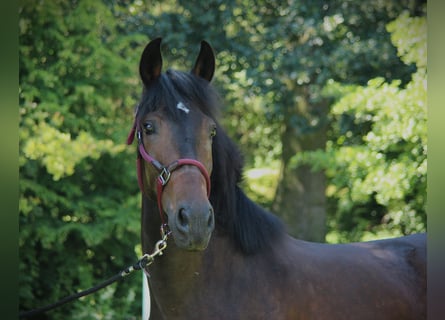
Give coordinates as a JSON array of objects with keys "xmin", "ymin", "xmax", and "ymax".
[{"xmin": 128, "ymin": 38, "xmax": 217, "ymax": 251}]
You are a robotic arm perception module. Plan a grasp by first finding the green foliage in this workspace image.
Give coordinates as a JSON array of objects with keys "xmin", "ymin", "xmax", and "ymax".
[
  {"xmin": 242, "ymin": 165, "xmax": 280, "ymax": 208},
  {"xmin": 19, "ymin": 0, "xmax": 145, "ymax": 318},
  {"xmin": 387, "ymin": 11, "xmax": 427, "ymax": 68},
  {"xmin": 293, "ymin": 13, "xmax": 427, "ymax": 242},
  {"xmin": 227, "ymin": 0, "xmax": 423, "ymax": 240}
]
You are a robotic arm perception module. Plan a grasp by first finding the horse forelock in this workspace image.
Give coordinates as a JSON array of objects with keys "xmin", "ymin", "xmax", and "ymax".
[{"xmin": 135, "ymin": 70, "xmax": 220, "ymax": 123}]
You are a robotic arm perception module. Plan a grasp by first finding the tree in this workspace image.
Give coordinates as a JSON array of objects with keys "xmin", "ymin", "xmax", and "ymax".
[
  {"xmin": 294, "ymin": 11, "xmax": 427, "ymax": 242},
  {"xmin": 19, "ymin": 1, "xmax": 146, "ymax": 318},
  {"xmin": 230, "ymin": 0, "xmax": 425, "ymax": 241}
]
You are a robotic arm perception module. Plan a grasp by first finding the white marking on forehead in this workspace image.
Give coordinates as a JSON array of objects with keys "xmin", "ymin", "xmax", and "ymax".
[{"xmin": 176, "ymin": 101, "xmax": 190, "ymax": 114}]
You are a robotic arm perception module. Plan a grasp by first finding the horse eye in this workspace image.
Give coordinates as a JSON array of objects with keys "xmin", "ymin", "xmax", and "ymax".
[
  {"xmin": 143, "ymin": 121, "xmax": 155, "ymax": 135},
  {"xmin": 210, "ymin": 126, "xmax": 217, "ymax": 138}
]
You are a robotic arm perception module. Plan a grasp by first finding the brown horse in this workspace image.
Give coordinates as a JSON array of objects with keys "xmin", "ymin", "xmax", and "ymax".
[{"xmin": 127, "ymin": 38, "xmax": 426, "ymax": 319}]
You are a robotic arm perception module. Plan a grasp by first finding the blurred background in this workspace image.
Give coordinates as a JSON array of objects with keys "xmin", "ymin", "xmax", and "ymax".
[{"xmin": 19, "ymin": 0, "xmax": 426, "ymax": 318}]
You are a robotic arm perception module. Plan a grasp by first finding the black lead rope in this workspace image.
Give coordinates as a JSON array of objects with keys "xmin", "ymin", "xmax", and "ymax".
[{"xmin": 19, "ymin": 255, "xmax": 151, "ymax": 318}]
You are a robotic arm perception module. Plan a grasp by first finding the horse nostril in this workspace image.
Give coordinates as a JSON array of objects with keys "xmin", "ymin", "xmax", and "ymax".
[
  {"xmin": 178, "ymin": 207, "xmax": 190, "ymax": 228},
  {"xmin": 208, "ymin": 208, "xmax": 214, "ymax": 228}
]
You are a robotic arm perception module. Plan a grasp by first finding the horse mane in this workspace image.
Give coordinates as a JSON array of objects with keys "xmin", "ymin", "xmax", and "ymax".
[
  {"xmin": 210, "ymin": 129, "xmax": 285, "ymax": 255},
  {"xmin": 136, "ymin": 69, "xmax": 285, "ymax": 255}
]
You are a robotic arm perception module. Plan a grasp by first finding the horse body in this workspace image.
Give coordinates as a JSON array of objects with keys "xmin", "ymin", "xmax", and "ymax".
[
  {"xmin": 129, "ymin": 38, "xmax": 427, "ymax": 319},
  {"xmin": 142, "ymin": 195, "xmax": 426, "ymax": 320}
]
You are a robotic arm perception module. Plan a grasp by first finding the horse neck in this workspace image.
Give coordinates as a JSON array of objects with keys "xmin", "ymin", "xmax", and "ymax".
[{"xmin": 140, "ymin": 192, "xmax": 290, "ymax": 318}]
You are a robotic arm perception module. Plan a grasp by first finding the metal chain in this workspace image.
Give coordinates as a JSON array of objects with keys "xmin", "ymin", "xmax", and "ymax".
[{"xmin": 129, "ymin": 231, "xmax": 169, "ymax": 274}]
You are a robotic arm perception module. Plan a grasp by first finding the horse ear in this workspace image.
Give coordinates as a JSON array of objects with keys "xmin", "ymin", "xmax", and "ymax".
[
  {"xmin": 139, "ymin": 37, "xmax": 163, "ymax": 86},
  {"xmin": 192, "ymin": 41, "xmax": 215, "ymax": 82}
]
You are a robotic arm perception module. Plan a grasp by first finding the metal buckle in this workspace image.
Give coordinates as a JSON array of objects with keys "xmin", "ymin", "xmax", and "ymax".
[{"xmin": 158, "ymin": 168, "xmax": 171, "ymax": 186}]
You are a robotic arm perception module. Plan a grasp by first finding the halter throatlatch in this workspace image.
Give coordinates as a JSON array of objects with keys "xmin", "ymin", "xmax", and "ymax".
[{"xmin": 127, "ymin": 120, "xmax": 211, "ymax": 232}]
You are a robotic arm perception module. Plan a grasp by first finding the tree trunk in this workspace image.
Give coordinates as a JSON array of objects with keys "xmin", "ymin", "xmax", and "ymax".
[{"xmin": 272, "ymin": 92, "xmax": 328, "ymax": 242}]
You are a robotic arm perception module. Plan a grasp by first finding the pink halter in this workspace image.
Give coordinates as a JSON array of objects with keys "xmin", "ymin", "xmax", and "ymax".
[{"xmin": 126, "ymin": 121, "xmax": 211, "ymax": 226}]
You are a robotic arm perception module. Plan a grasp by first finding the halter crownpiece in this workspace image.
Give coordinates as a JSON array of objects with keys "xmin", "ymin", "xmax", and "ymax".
[{"xmin": 126, "ymin": 118, "xmax": 212, "ymax": 228}]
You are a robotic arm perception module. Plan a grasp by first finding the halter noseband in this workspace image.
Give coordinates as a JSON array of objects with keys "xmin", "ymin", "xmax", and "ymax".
[{"xmin": 127, "ymin": 121, "xmax": 211, "ymax": 228}]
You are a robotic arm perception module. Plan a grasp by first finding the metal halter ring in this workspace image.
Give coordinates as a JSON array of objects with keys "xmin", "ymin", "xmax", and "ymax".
[{"xmin": 158, "ymin": 168, "xmax": 172, "ymax": 186}]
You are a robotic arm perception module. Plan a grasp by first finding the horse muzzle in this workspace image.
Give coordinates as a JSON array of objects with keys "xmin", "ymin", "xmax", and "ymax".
[{"xmin": 167, "ymin": 201, "xmax": 214, "ymax": 251}]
